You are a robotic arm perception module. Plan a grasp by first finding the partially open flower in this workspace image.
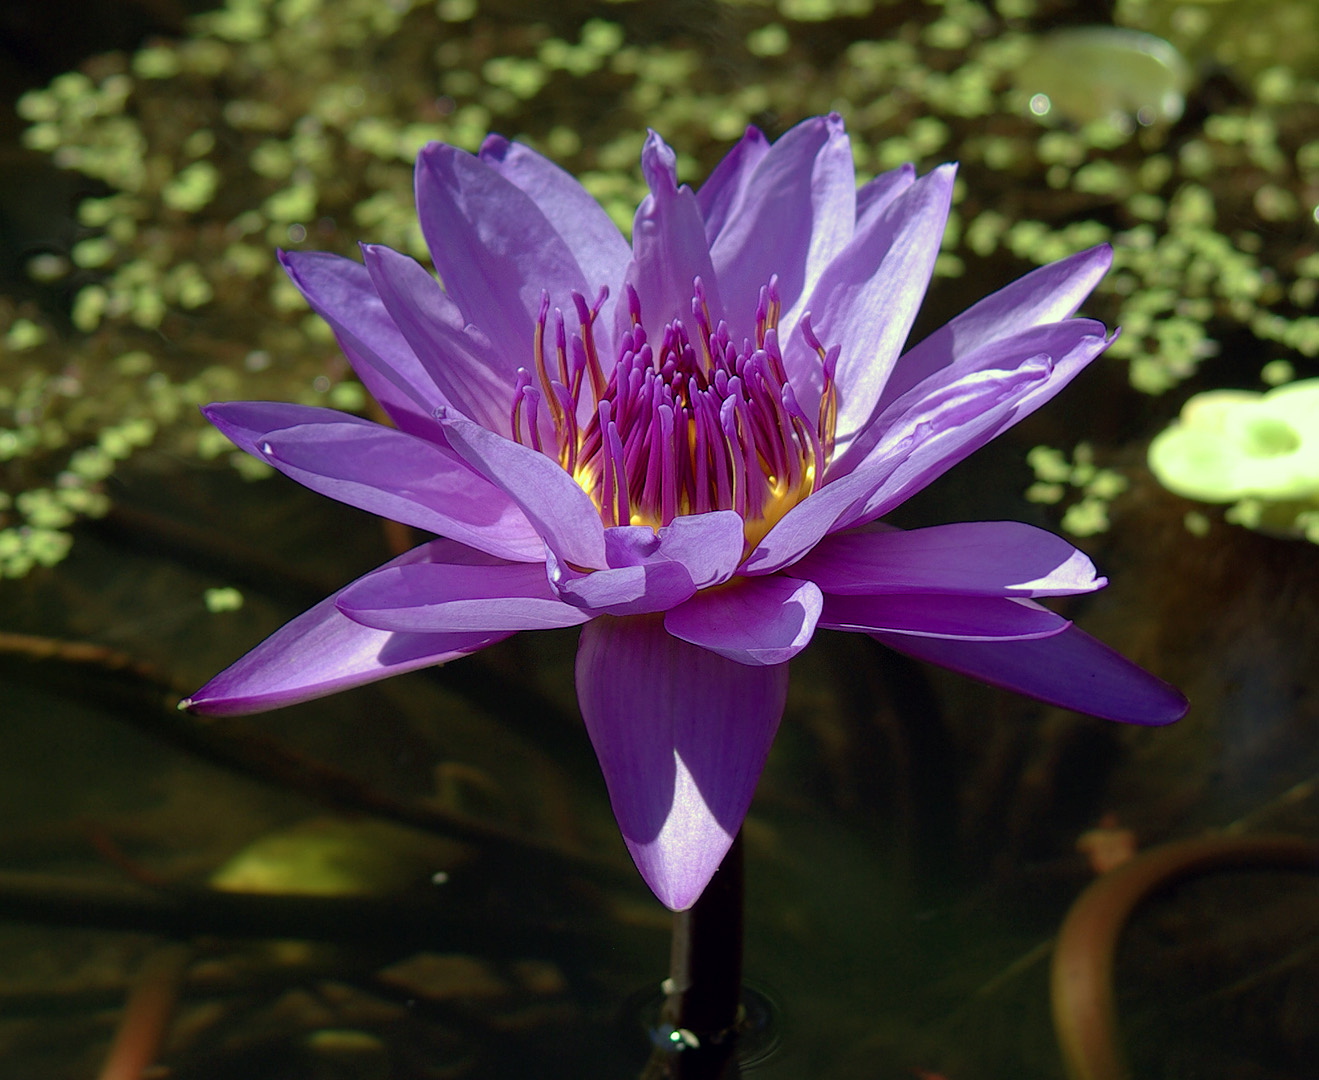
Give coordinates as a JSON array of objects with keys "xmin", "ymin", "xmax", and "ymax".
[{"xmin": 186, "ymin": 115, "xmax": 1186, "ymax": 910}]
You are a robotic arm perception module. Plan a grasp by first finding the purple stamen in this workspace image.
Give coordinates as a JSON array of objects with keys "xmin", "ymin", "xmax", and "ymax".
[{"xmin": 512, "ymin": 277, "xmax": 839, "ymax": 537}]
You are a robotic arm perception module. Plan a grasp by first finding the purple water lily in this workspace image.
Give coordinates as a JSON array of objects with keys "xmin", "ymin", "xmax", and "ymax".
[{"xmin": 185, "ymin": 114, "xmax": 1186, "ymax": 910}]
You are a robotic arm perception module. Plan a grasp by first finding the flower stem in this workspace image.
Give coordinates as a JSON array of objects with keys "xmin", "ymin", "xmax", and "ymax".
[{"xmin": 644, "ymin": 831, "xmax": 745, "ymax": 1078}]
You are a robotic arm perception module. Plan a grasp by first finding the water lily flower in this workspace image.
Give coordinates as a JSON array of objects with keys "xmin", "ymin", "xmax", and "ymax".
[{"xmin": 185, "ymin": 115, "xmax": 1187, "ymax": 910}]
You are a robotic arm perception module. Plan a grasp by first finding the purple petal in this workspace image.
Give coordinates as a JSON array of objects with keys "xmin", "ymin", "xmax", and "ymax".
[
  {"xmin": 870, "ymin": 624, "xmax": 1188, "ymax": 725},
  {"xmin": 696, "ymin": 125, "xmax": 770, "ymax": 241},
  {"xmin": 622, "ymin": 130, "xmax": 724, "ymax": 336},
  {"xmin": 576, "ymin": 615, "xmax": 789, "ymax": 910},
  {"xmin": 203, "ymin": 401, "xmax": 544, "ymax": 562},
  {"xmin": 183, "ymin": 541, "xmax": 511, "ymax": 716},
  {"xmin": 360, "ymin": 244, "xmax": 518, "ymax": 437},
  {"xmin": 742, "ymin": 354, "xmax": 1055, "ymax": 576},
  {"xmin": 854, "ymin": 163, "xmax": 917, "ymax": 230},
  {"xmin": 664, "ymin": 575, "xmax": 823, "ymax": 665},
  {"xmin": 709, "ymin": 114, "xmax": 856, "ymax": 334},
  {"xmin": 437, "ymin": 408, "xmax": 606, "ymax": 569},
  {"xmin": 546, "ymin": 512, "xmax": 744, "ymax": 617},
  {"xmin": 784, "ymin": 164, "xmax": 956, "ymax": 449},
  {"xmin": 414, "ymin": 142, "xmax": 591, "ymax": 364},
  {"xmin": 478, "ymin": 134, "xmax": 630, "ymax": 305},
  {"xmin": 836, "ymin": 322, "xmax": 1114, "ymax": 528},
  {"xmin": 624, "ymin": 511, "xmax": 745, "ymax": 589},
  {"xmin": 877, "ymin": 244, "xmax": 1113, "ymax": 413},
  {"xmin": 820, "ymin": 592, "xmax": 1069, "ymax": 640},
  {"xmin": 547, "ymin": 551, "xmax": 695, "ymax": 617},
  {"xmin": 279, "ymin": 250, "xmax": 444, "ymax": 439},
  {"xmin": 794, "ymin": 522, "xmax": 1106, "ymax": 597},
  {"xmin": 336, "ymin": 558, "xmax": 589, "ymax": 632}
]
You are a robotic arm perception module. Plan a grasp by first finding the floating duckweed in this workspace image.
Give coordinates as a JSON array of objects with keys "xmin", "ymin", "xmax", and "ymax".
[
  {"xmin": 1027, "ymin": 445, "xmax": 1071, "ymax": 484},
  {"xmin": 270, "ymin": 276, "xmax": 310, "ymax": 313},
  {"xmin": 71, "ymin": 237, "xmax": 116, "ymax": 269},
  {"xmin": 1026, "ymin": 444, "xmax": 1127, "ymax": 536},
  {"xmin": 1254, "ymin": 183, "xmax": 1299, "ymax": 222},
  {"xmin": 21, "ymin": 122, "xmax": 61, "ymax": 153},
  {"xmin": 67, "ymin": 446, "xmax": 116, "ymax": 483},
  {"xmin": 162, "ymin": 160, "xmax": 221, "ymax": 213},
  {"xmin": 1167, "ymin": 183, "xmax": 1215, "ymax": 228},
  {"xmin": 15, "ymin": 87, "xmax": 59, "ymax": 124},
  {"xmin": 328, "ymin": 381, "xmax": 368, "ymax": 412},
  {"xmin": 16, "ymin": 489, "xmax": 76, "ymax": 530},
  {"xmin": 231, "ymin": 453, "xmax": 274, "ymax": 481},
  {"xmin": 436, "ymin": 0, "xmax": 476, "ymax": 21},
  {"xmin": 251, "ymin": 139, "xmax": 296, "ymax": 179},
  {"xmin": 481, "ymin": 57, "xmax": 548, "ymax": 100},
  {"xmin": 779, "ymin": 0, "xmax": 868, "ymax": 21},
  {"xmin": 1026, "ymin": 481, "xmax": 1064, "ymax": 505},
  {"xmin": 747, "ymin": 23, "xmax": 790, "ymax": 58},
  {"xmin": 4, "ymin": 319, "xmax": 47, "ymax": 351},
  {"xmin": 224, "ymin": 99, "xmax": 286, "ymax": 131},
  {"xmin": 1072, "ymin": 159, "xmax": 1129, "ymax": 197},
  {"xmin": 204, "ymin": 586, "xmax": 245, "ymax": 613},
  {"xmin": 1061, "ymin": 497, "xmax": 1111, "ymax": 537},
  {"xmin": 263, "ymin": 182, "xmax": 318, "ymax": 222},
  {"xmin": 0, "ymin": 527, "xmax": 74, "ymax": 577},
  {"xmin": 70, "ymin": 285, "xmax": 108, "ymax": 333},
  {"xmin": 132, "ymin": 46, "xmax": 181, "ymax": 80},
  {"xmin": 1262, "ymin": 360, "xmax": 1297, "ymax": 387}
]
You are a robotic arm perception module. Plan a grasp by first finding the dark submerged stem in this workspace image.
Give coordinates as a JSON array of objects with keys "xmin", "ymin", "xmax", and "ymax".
[{"xmin": 643, "ymin": 831, "xmax": 745, "ymax": 1079}]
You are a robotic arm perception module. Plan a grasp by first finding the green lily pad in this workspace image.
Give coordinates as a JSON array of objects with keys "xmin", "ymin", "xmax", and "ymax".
[
  {"xmin": 1147, "ymin": 379, "xmax": 1319, "ymax": 503},
  {"xmin": 1018, "ymin": 27, "xmax": 1190, "ymax": 127},
  {"xmin": 210, "ymin": 818, "xmax": 463, "ymax": 896}
]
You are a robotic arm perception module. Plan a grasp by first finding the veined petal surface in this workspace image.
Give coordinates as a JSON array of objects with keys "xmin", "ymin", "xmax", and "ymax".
[
  {"xmin": 547, "ymin": 512, "xmax": 745, "ymax": 617},
  {"xmin": 820, "ymin": 592, "xmax": 1070, "ymax": 640},
  {"xmin": 415, "ymin": 142, "xmax": 592, "ymax": 364},
  {"xmin": 279, "ymin": 250, "xmax": 445, "ymax": 438},
  {"xmin": 337, "ymin": 558, "xmax": 590, "ymax": 632},
  {"xmin": 878, "ymin": 244, "xmax": 1114, "ymax": 412},
  {"xmin": 624, "ymin": 130, "xmax": 724, "ymax": 335},
  {"xmin": 871, "ymin": 624, "xmax": 1188, "ymax": 725},
  {"xmin": 576, "ymin": 615, "xmax": 788, "ymax": 910},
  {"xmin": 184, "ymin": 541, "xmax": 513, "ymax": 716},
  {"xmin": 742, "ymin": 354, "xmax": 1056, "ymax": 576},
  {"xmin": 361, "ymin": 243, "xmax": 517, "ymax": 437},
  {"xmin": 478, "ymin": 133, "xmax": 631, "ymax": 310},
  {"xmin": 664, "ymin": 575, "xmax": 823, "ymax": 665},
  {"xmin": 203, "ymin": 401, "xmax": 543, "ymax": 562},
  {"xmin": 710, "ymin": 113, "xmax": 856, "ymax": 337},
  {"xmin": 786, "ymin": 163, "xmax": 955, "ymax": 445},
  {"xmin": 438, "ymin": 408, "xmax": 606, "ymax": 569},
  {"xmin": 696, "ymin": 125, "xmax": 771, "ymax": 241},
  {"xmin": 795, "ymin": 522, "xmax": 1105, "ymax": 597}
]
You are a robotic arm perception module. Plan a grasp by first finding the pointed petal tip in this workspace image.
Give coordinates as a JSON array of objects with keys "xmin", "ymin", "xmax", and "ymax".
[
  {"xmin": 1129, "ymin": 683, "xmax": 1190, "ymax": 727},
  {"xmin": 627, "ymin": 831, "xmax": 734, "ymax": 912},
  {"xmin": 478, "ymin": 132, "xmax": 510, "ymax": 159}
]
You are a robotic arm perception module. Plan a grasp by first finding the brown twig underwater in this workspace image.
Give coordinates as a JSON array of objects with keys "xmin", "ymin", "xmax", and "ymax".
[
  {"xmin": 0, "ymin": 627, "xmax": 620, "ymax": 881},
  {"xmin": 0, "ymin": 869, "xmax": 619, "ymax": 959},
  {"xmin": 97, "ymin": 942, "xmax": 192, "ymax": 1080},
  {"xmin": 1050, "ymin": 833, "xmax": 1319, "ymax": 1080}
]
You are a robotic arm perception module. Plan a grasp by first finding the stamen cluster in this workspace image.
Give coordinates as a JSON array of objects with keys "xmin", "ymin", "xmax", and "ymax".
[{"xmin": 512, "ymin": 278, "xmax": 839, "ymax": 545}]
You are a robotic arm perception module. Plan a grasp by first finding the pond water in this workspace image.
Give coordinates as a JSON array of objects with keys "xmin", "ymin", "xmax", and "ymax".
[{"xmin": 2, "ymin": 0, "xmax": 1319, "ymax": 1077}]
